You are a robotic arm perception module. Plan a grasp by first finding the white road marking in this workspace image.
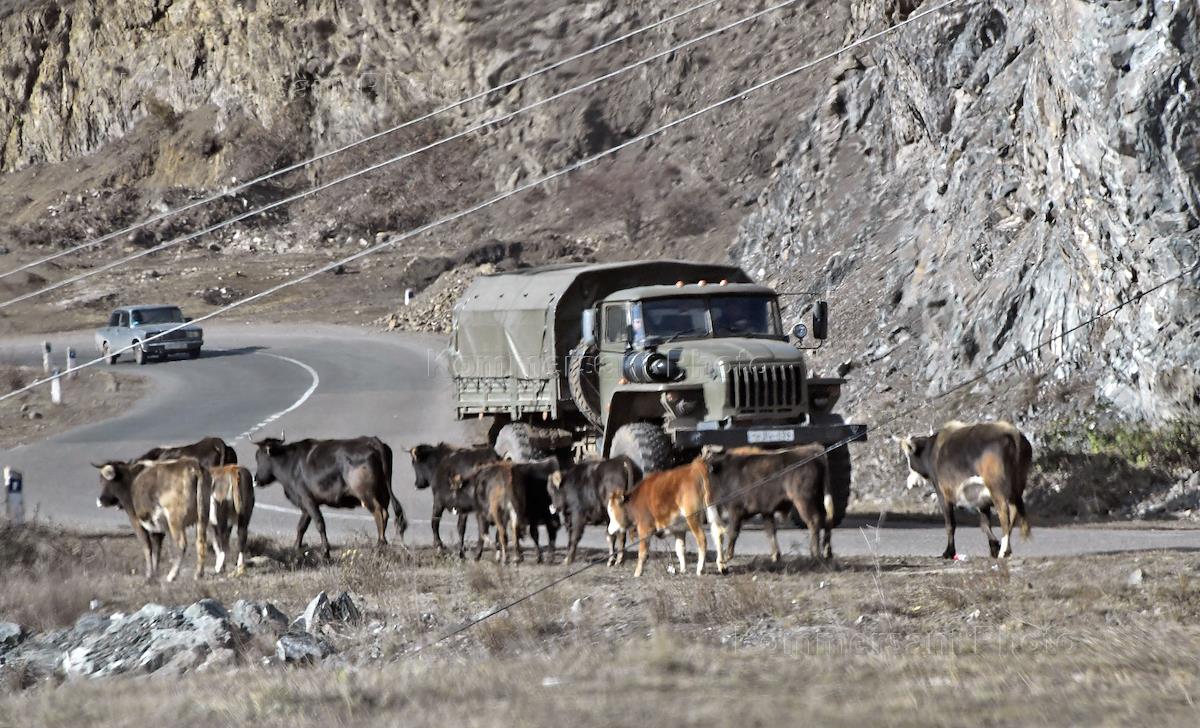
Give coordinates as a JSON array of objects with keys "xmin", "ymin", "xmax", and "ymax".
[{"xmin": 234, "ymin": 353, "xmax": 321, "ymax": 442}]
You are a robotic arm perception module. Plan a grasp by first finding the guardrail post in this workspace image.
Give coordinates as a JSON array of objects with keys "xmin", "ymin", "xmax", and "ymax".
[
  {"xmin": 66, "ymin": 347, "xmax": 77, "ymax": 379},
  {"xmin": 41, "ymin": 341, "xmax": 52, "ymax": 374},
  {"xmin": 4, "ymin": 468, "xmax": 23, "ymax": 525},
  {"xmin": 404, "ymin": 288, "xmax": 415, "ymax": 306},
  {"xmin": 50, "ymin": 368, "xmax": 62, "ymax": 405}
]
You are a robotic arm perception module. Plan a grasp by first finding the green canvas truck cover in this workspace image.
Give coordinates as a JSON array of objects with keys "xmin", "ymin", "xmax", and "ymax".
[{"xmin": 451, "ymin": 260, "xmax": 751, "ymax": 418}]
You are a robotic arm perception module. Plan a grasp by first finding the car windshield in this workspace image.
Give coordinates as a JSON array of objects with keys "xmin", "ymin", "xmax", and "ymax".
[
  {"xmin": 635, "ymin": 296, "xmax": 779, "ymax": 341},
  {"xmin": 131, "ymin": 307, "xmax": 184, "ymax": 325}
]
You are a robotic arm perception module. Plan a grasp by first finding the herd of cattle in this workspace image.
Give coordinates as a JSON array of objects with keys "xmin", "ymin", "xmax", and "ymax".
[{"xmin": 91, "ymin": 420, "xmax": 1034, "ymax": 581}]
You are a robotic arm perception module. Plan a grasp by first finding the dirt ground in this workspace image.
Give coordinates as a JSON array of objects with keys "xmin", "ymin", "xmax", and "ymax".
[
  {"xmin": 1, "ymin": 522, "xmax": 1198, "ymax": 726},
  {"xmin": 0, "ymin": 364, "xmax": 144, "ymax": 450}
]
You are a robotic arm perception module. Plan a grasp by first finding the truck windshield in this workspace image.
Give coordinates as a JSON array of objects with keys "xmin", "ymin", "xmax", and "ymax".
[
  {"xmin": 131, "ymin": 307, "xmax": 184, "ymax": 325},
  {"xmin": 636, "ymin": 296, "xmax": 779, "ymax": 341}
]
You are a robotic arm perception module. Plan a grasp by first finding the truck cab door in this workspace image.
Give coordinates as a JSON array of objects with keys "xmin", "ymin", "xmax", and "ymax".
[{"xmin": 597, "ymin": 303, "xmax": 631, "ymax": 412}]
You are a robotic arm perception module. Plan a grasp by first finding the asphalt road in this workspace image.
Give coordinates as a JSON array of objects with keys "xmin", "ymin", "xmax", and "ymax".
[{"xmin": 2, "ymin": 325, "xmax": 1198, "ymax": 561}]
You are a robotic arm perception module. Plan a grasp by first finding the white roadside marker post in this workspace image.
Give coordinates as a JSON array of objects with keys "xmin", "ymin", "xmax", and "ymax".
[
  {"xmin": 66, "ymin": 347, "xmax": 77, "ymax": 379},
  {"xmin": 50, "ymin": 368, "xmax": 62, "ymax": 405},
  {"xmin": 404, "ymin": 288, "xmax": 415, "ymax": 306},
  {"xmin": 41, "ymin": 341, "xmax": 52, "ymax": 374},
  {"xmin": 4, "ymin": 467, "xmax": 23, "ymax": 525}
]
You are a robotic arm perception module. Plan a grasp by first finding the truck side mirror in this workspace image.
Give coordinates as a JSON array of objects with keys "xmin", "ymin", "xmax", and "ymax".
[
  {"xmin": 812, "ymin": 300, "xmax": 829, "ymax": 340},
  {"xmin": 580, "ymin": 309, "xmax": 597, "ymax": 346}
]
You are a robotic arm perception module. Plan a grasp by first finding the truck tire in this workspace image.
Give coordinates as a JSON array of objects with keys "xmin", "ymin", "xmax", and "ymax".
[
  {"xmin": 610, "ymin": 422, "xmax": 673, "ymax": 474},
  {"xmin": 567, "ymin": 344, "xmax": 603, "ymax": 429},
  {"xmin": 494, "ymin": 423, "xmax": 545, "ymax": 462},
  {"xmin": 826, "ymin": 444, "xmax": 852, "ymax": 528}
]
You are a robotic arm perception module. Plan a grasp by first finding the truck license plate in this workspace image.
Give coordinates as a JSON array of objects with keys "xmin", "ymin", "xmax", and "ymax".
[{"xmin": 748, "ymin": 429, "xmax": 795, "ymax": 444}]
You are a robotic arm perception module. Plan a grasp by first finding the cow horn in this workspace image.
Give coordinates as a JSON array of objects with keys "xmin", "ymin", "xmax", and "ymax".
[
  {"xmin": 279, "ymin": 426, "xmax": 286, "ymax": 442},
  {"xmin": 99, "ymin": 464, "xmax": 116, "ymax": 481},
  {"xmin": 899, "ymin": 437, "xmax": 915, "ymax": 454}
]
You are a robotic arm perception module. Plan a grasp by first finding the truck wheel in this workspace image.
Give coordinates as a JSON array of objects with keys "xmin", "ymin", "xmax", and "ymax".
[
  {"xmin": 825, "ymin": 444, "xmax": 852, "ymax": 528},
  {"xmin": 188, "ymin": 348, "xmax": 202, "ymax": 359},
  {"xmin": 134, "ymin": 342, "xmax": 147, "ymax": 366},
  {"xmin": 494, "ymin": 423, "xmax": 545, "ymax": 462},
  {"xmin": 610, "ymin": 422, "xmax": 673, "ymax": 474},
  {"xmin": 567, "ymin": 344, "xmax": 603, "ymax": 429},
  {"xmin": 102, "ymin": 343, "xmax": 118, "ymax": 365}
]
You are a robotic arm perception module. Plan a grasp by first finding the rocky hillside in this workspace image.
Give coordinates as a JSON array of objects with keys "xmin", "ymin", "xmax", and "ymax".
[{"xmin": 736, "ymin": 0, "xmax": 1199, "ymax": 428}]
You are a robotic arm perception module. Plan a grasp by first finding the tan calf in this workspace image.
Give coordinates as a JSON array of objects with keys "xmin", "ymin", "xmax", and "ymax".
[
  {"xmin": 94, "ymin": 457, "xmax": 212, "ymax": 581},
  {"xmin": 606, "ymin": 458, "xmax": 726, "ymax": 577},
  {"xmin": 208, "ymin": 465, "xmax": 255, "ymax": 575}
]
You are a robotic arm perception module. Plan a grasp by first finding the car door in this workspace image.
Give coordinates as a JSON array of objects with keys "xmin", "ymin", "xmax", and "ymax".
[{"xmin": 114, "ymin": 310, "xmax": 132, "ymax": 349}]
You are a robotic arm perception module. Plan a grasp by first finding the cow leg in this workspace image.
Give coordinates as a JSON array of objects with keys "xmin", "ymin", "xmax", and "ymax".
[
  {"xmin": 149, "ymin": 531, "xmax": 165, "ymax": 577},
  {"xmin": 725, "ymin": 510, "xmax": 745, "ymax": 562},
  {"xmin": 430, "ymin": 503, "xmax": 447, "ymax": 552},
  {"xmin": 212, "ymin": 520, "xmax": 230, "ymax": 575},
  {"xmin": 546, "ymin": 516, "xmax": 558, "ymax": 558},
  {"xmin": 618, "ymin": 528, "xmax": 630, "ymax": 565},
  {"xmin": 685, "ymin": 512, "xmax": 708, "ymax": 576},
  {"xmin": 941, "ymin": 498, "xmax": 957, "ymax": 560},
  {"xmin": 761, "ymin": 513, "xmax": 782, "ymax": 563},
  {"xmin": 133, "ymin": 524, "xmax": 155, "ymax": 581},
  {"xmin": 526, "ymin": 521, "xmax": 539, "ymax": 564},
  {"xmin": 673, "ymin": 536, "xmax": 687, "ymax": 575},
  {"xmin": 295, "ymin": 512, "xmax": 311, "ymax": 553},
  {"xmin": 235, "ymin": 510, "xmax": 250, "ymax": 576},
  {"xmin": 634, "ymin": 526, "xmax": 651, "ymax": 577},
  {"xmin": 995, "ymin": 496, "xmax": 1014, "ymax": 558},
  {"xmin": 166, "ymin": 517, "xmax": 188, "ymax": 583},
  {"xmin": 979, "ymin": 505, "xmax": 1000, "ymax": 558},
  {"xmin": 473, "ymin": 512, "xmax": 487, "ymax": 561},
  {"xmin": 705, "ymin": 505, "xmax": 727, "ymax": 574},
  {"xmin": 312, "ymin": 507, "xmax": 332, "ymax": 559},
  {"xmin": 456, "ymin": 512, "xmax": 469, "ymax": 559},
  {"xmin": 567, "ymin": 519, "xmax": 584, "ymax": 566},
  {"xmin": 368, "ymin": 499, "xmax": 388, "ymax": 549}
]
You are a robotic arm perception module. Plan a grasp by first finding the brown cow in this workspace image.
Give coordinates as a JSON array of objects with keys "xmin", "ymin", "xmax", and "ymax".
[
  {"xmin": 901, "ymin": 421, "xmax": 1032, "ymax": 559},
  {"xmin": 453, "ymin": 457, "xmax": 561, "ymax": 564},
  {"xmin": 702, "ymin": 443, "xmax": 833, "ymax": 562},
  {"xmin": 605, "ymin": 458, "xmax": 726, "ymax": 577},
  {"xmin": 94, "ymin": 458, "xmax": 212, "ymax": 581},
  {"xmin": 208, "ymin": 465, "xmax": 255, "ymax": 576}
]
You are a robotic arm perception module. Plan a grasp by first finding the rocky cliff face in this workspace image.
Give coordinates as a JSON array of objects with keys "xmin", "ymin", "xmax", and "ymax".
[{"xmin": 735, "ymin": 0, "xmax": 1199, "ymax": 429}]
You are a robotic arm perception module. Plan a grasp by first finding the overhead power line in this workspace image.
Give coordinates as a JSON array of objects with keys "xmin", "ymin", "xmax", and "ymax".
[
  {"xmin": 0, "ymin": 0, "xmax": 723, "ymax": 282},
  {"xmin": 0, "ymin": 0, "xmax": 801, "ymax": 310},
  {"xmin": 0, "ymin": 0, "xmax": 974, "ymax": 402}
]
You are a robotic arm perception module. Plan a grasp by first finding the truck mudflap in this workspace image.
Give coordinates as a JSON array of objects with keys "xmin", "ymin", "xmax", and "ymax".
[{"xmin": 673, "ymin": 422, "xmax": 868, "ymax": 449}]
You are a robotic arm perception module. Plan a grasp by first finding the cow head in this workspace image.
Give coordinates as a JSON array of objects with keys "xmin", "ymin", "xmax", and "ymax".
[
  {"xmin": 900, "ymin": 435, "xmax": 934, "ymax": 481},
  {"xmin": 606, "ymin": 491, "xmax": 630, "ymax": 535},
  {"xmin": 409, "ymin": 443, "xmax": 443, "ymax": 490},
  {"xmin": 92, "ymin": 461, "xmax": 132, "ymax": 508},
  {"xmin": 253, "ymin": 438, "xmax": 284, "ymax": 487},
  {"xmin": 547, "ymin": 470, "xmax": 565, "ymax": 515}
]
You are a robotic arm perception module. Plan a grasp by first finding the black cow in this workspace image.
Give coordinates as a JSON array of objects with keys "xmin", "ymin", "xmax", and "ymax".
[
  {"xmin": 452, "ymin": 457, "xmax": 561, "ymax": 563},
  {"xmin": 410, "ymin": 443, "xmax": 498, "ymax": 557},
  {"xmin": 702, "ymin": 444, "xmax": 833, "ymax": 562},
  {"xmin": 548, "ymin": 456, "xmax": 640, "ymax": 566},
  {"xmin": 253, "ymin": 436, "xmax": 404, "ymax": 557},
  {"xmin": 138, "ymin": 436, "xmax": 235, "ymax": 469}
]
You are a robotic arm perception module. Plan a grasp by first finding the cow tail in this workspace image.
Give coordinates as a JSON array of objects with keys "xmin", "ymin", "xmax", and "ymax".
[
  {"xmin": 1010, "ymin": 430, "xmax": 1033, "ymax": 540},
  {"xmin": 817, "ymin": 449, "xmax": 834, "ymax": 522},
  {"xmin": 622, "ymin": 457, "xmax": 638, "ymax": 495}
]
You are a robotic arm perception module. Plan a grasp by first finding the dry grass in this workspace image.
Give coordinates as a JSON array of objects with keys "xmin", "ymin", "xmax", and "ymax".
[
  {"xmin": 2, "ymin": 523, "xmax": 1200, "ymax": 725},
  {"xmin": 0, "ymin": 365, "xmax": 145, "ymax": 449}
]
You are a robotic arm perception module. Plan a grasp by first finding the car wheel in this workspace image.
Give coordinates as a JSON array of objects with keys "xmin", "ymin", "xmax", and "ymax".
[
  {"xmin": 102, "ymin": 342, "xmax": 118, "ymax": 365},
  {"xmin": 134, "ymin": 342, "xmax": 147, "ymax": 366},
  {"xmin": 609, "ymin": 422, "xmax": 674, "ymax": 474},
  {"xmin": 188, "ymin": 348, "xmax": 201, "ymax": 359}
]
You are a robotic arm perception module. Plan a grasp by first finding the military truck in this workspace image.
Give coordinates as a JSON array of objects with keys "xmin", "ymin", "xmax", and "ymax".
[{"xmin": 448, "ymin": 260, "xmax": 866, "ymax": 524}]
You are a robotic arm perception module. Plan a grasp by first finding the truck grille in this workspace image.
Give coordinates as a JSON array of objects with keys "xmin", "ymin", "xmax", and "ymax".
[{"xmin": 727, "ymin": 363, "xmax": 804, "ymax": 413}]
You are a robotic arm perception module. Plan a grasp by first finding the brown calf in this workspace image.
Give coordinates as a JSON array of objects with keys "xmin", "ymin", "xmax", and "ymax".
[
  {"xmin": 605, "ymin": 458, "xmax": 726, "ymax": 577},
  {"xmin": 94, "ymin": 457, "xmax": 212, "ymax": 581},
  {"xmin": 453, "ymin": 457, "xmax": 561, "ymax": 564},
  {"xmin": 901, "ymin": 421, "xmax": 1032, "ymax": 558},
  {"xmin": 208, "ymin": 465, "xmax": 255, "ymax": 575},
  {"xmin": 702, "ymin": 443, "xmax": 832, "ymax": 562}
]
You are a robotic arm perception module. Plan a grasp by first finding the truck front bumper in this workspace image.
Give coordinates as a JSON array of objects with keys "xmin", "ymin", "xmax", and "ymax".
[{"xmin": 673, "ymin": 422, "xmax": 868, "ymax": 449}]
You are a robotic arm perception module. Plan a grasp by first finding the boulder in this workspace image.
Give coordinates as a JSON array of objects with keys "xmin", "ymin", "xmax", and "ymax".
[
  {"xmin": 275, "ymin": 632, "xmax": 333, "ymax": 665},
  {"xmin": 231, "ymin": 600, "xmax": 289, "ymax": 637}
]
